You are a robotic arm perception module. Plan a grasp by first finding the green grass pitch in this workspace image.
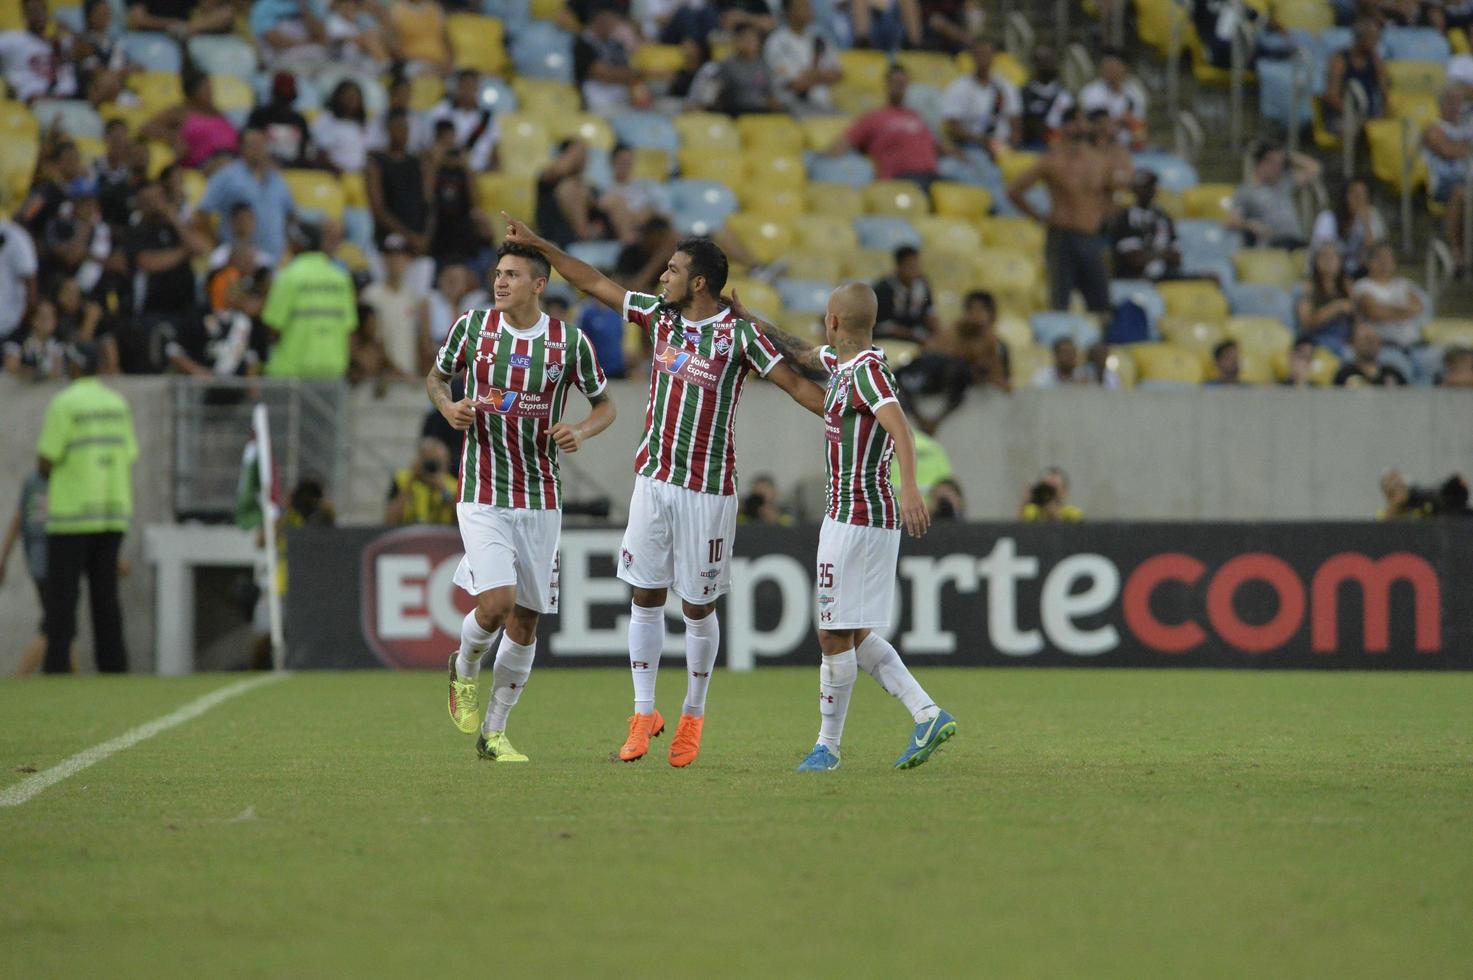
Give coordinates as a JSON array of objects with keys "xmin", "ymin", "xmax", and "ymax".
[{"xmin": 2, "ymin": 668, "xmax": 1470, "ymax": 979}]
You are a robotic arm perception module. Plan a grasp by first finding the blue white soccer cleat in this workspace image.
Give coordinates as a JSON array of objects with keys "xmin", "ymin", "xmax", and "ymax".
[
  {"xmin": 894, "ymin": 708, "xmax": 956, "ymax": 769},
  {"xmin": 795, "ymin": 744, "xmax": 841, "ymax": 772}
]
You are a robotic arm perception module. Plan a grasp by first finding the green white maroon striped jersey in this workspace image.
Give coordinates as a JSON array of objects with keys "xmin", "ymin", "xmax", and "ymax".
[
  {"xmin": 436, "ymin": 309, "xmax": 606, "ymax": 509},
  {"xmin": 623, "ymin": 291, "xmax": 783, "ymax": 497},
  {"xmin": 819, "ymin": 346, "xmax": 900, "ymax": 529}
]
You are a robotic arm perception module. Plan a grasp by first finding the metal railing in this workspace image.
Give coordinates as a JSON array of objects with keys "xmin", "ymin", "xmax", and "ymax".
[
  {"xmin": 1426, "ymin": 240, "xmax": 1455, "ymax": 307},
  {"xmin": 1341, "ymin": 79, "xmax": 1369, "ymax": 181},
  {"xmin": 1174, "ymin": 110, "xmax": 1204, "ymax": 163},
  {"xmin": 1286, "ymin": 49, "xmax": 1313, "ymax": 159},
  {"xmin": 171, "ymin": 378, "xmax": 350, "ymax": 522},
  {"xmin": 1464, "ymin": 161, "xmax": 1473, "ymax": 278},
  {"xmin": 1004, "ymin": 11, "xmax": 1034, "ymax": 60},
  {"xmin": 1062, "ymin": 43, "xmax": 1093, "ymax": 94}
]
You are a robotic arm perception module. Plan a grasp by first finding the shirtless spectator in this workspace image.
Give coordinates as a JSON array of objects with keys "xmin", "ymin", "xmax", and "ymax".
[
  {"xmin": 1008, "ymin": 107, "xmax": 1129, "ymax": 314},
  {"xmin": 895, "ymin": 290, "xmax": 1010, "ymax": 434}
]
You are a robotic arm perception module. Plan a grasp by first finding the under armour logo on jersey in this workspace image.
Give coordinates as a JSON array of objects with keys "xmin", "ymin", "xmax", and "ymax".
[
  {"xmin": 475, "ymin": 348, "xmax": 496, "ymax": 365},
  {"xmin": 478, "ymin": 388, "xmax": 519, "ymax": 413}
]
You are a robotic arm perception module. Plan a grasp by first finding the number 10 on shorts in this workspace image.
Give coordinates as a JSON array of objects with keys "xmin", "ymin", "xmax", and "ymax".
[{"xmin": 708, "ymin": 538, "xmax": 724, "ymax": 563}]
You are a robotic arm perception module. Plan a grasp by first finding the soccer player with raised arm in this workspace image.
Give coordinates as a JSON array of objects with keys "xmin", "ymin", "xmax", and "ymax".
[
  {"xmin": 731, "ymin": 284, "xmax": 956, "ymax": 772},
  {"xmin": 502, "ymin": 212, "xmax": 825, "ymax": 767},
  {"xmin": 431, "ymin": 242, "xmax": 617, "ymax": 763}
]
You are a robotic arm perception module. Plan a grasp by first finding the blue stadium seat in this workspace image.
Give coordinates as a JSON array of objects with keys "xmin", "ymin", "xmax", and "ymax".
[
  {"xmin": 119, "ymin": 31, "xmax": 182, "ymax": 73},
  {"xmin": 567, "ymin": 239, "xmax": 623, "ymax": 271},
  {"xmin": 30, "ymin": 99, "xmax": 104, "ymax": 139},
  {"xmin": 478, "ymin": 77, "xmax": 517, "ymax": 112},
  {"xmin": 1411, "ymin": 344, "xmax": 1446, "ymax": 384},
  {"xmin": 1177, "ymin": 219, "xmax": 1242, "ymax": 266},
  {"xmin": 609, "ymin": 111, "xmax": 680, "ymax": 154},
  {"xmin": 1109, "ymin": 279, "xmax": 1165, "ymax": 334},
  {"xmin": 481, "ymin": 0, "xmax": 531, "ymax": 28},
  {"xmin": 1131, "ymin": 152, "xmax": 1199, "ymax": 193},
  {"xmin": 53, "ymin": 6, "xmax": 84, "ymax": 31},
  {"xmin": 1255, "ymin": 59, "xmax": 1313, "ymax": 130},
  {"xmin": 807, "ymin": 152, "xmax": 875, "ymax": 187},
  {"xmin": 342, "ymin": 207, "xmax": 374, "ymax": 252},
  {"xmin": 187, "ymin": 36, "xmax": 258, "ymax": 78},
  {"xmin": 666, "ymin": 179, "xmax": 738, "ymax": 235},
  {"xmin": 511, "ymin": 23, "xmax": 574, "ymax": 81},
  {"xmin": 903, "ymin": 83, "xmax": 944, "ymax": 134},
  {"xmin": 1225, "ymin": 282, "xmax": 1295, "ymax": 325},
  {"xmin": 776, "ymin": 279, "xmax": 831, "ymax": 314},
  {"xmin": 853, "ymin": 216, "xmax": 920, "ymax": 251},
  {"xmin": 937, "ymin": 151, "xmax": 1003, "ymax": 190},
  {"xmin": 1382, "ymin": 27, "xmax": 1449, "ymax": 63},
  {"xmin": 1030, "ymin": 312, "xmax": 1102, "ymax": 349}
]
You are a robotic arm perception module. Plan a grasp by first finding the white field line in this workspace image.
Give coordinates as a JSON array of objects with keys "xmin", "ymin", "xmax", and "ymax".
[{"xmin": 0, "ymin": 672, "xmax": 289, "ymax": 808}]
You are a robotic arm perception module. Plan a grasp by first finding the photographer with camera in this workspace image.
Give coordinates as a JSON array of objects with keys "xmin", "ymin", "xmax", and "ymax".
[
  {"xmin": 1019, "ymin": 466, "xmax": 1083, "ymax": 522},
  {"xmin": 385, "ymin": 437, "xmax": 458, "ymax": 527}
]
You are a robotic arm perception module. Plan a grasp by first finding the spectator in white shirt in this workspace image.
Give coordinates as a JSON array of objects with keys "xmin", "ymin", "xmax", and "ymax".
[
  {"xmin": 764, "ymin": 0, "xmax": 843, "ymax": 116},
  {"xmin": 425, "ymin": 69, "xmax": 500, "ymax": 174},
  {"xmin": 941, "ymin": 38, "xmax": 1020, "ymax": 154},
  {"xmin": 359, "ymin": 234, "xmax": 427, "ymax": 375},
  {"xmin": 0, "ymin": 0, "xmax": 78, "ymax": 103},
  {"xmin": 1352, "ymin": 242, "xmax": 1426, "ymax": 351},
  {"xmin": 310, "ymin": 78, "xmax": 373, "ymax": 173},
  {"xmin": 1077, "ymin": 47, "xmax": 1148, "ymax": 150},
  {"xmin": 0, "ymin": 215, "xmax": 40, "ymax": 343}
]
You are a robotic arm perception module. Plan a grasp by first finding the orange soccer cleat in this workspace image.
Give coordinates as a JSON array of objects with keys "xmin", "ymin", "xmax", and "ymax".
[
  {"xmin": 618, "ymin": 709, "xmax": 665, "ymax": 762},
  {"xmin": 667, "ymin": 713, "xmax": 705, "ymax": 768}
]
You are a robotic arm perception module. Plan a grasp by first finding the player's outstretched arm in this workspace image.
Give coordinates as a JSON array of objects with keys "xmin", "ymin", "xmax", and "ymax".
[
  {"xmin": 874, "ymin": 402, "xmax": 930, "ymax": 539},
  {"xmin": 549, "ymin": 391, "xmax": 616, "ymax": 453},
  {"xmin": 727, "ymin": 289, "xmax": 822, "ymax": 373},
  {"xmin": 501, "ymin": 212, "xmax": 627, "ymax": 313},
  {"xmin": 426, "ymin": 367, "xmax": 476, "ymax": 431},
  {"xmin": 766, "ymin": 361, "xmax": 826, "ymax": 417}
]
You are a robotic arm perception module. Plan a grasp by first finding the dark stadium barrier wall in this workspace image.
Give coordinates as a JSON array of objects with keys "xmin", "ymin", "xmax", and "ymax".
[{"xmin": 285, "ymin": 523, "xmax": 1473, "ymax": 670}]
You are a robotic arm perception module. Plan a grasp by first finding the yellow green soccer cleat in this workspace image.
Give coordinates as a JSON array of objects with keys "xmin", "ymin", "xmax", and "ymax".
[
  {"xmin": 476, "ymin": 730, "xmax": 529, "ymax": 763},
  {"xmin": 447, "ymin": 654, "xmax": 480, "ymax": 734}
]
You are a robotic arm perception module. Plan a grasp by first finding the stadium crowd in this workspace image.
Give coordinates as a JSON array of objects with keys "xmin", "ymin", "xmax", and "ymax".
[{"xmin": 1, "ymin": 0, "xmax": 1472, "ymax": 410}]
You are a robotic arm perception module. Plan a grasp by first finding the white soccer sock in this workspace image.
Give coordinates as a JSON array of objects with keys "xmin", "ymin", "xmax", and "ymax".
[
  {"xmin": 681, "ymin": 612, "xmax": 720, "ymax": 718},
  {"xmin": 816, "ymin": 649, "xmax": 858, "ymax": 753},
  {"xmin": 456, "ymin": 611, "xmax": 499, "ymax": 681},
  {"xmin": 628, "ymin": 602, "xmax": 665, "ymax": 715},
  {"xmin": 856, "ymin": 633, "xmax": 939, "ymax": 723},
  {"xmin": 483, "ymin": 635, "xmax": 536, "ymax": 733}
]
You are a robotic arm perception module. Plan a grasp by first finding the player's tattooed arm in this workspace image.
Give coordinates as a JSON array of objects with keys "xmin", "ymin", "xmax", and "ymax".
[
  {"xmin": 725, "ymin": 290, "xmax": 822, "ymax": 373},
  {"xmin": 501, "ymin": 211, "xmax": 628, "ymax": 313},
  {"xmin": 426, "ymin": 368, "xmax": 476, "ymax": 431},
  {"xmin": 550, "ymin": 390, "xmax": 617, "ymax": 453}
]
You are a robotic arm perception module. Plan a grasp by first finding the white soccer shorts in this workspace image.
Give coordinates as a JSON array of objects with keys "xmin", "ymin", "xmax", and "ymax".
[
  {"xmin": 815, "ymin": 515, "xmax": 901, "ymax": 631},
  {"xmin": 618, "ymin": 475, "xmax": 738, "ymax": 605},
  {"xmin": 453, "ymin": 503, "xmax": 562, "ymax": 614}
]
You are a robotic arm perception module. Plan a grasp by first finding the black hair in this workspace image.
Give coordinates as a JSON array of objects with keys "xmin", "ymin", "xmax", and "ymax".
[
  {"xmin": 612, "ymin": 141, "xmax": 632, "ymax": 156},
  {"xmin": 1252, "ymin": 139, "xmax": 1283, "ymax": 164},
  {"xmin": 674, "ymin": 237, "xmax": 728, "ymax": 297},
  {"xmin": 963, "ymin": 290, "xmax": 995, "ymax": 314},
  {"xmin": 1086, "ymin": 107, "xmax": 1111, "ymax": 122},
  {"xmin": 229, "ymin": 202, "xmax": 253, "ymax": 219},
  {"xmin": 1059, "ymin": 105, "xmax": 1082, "ymax": 124},
  {"xmin": 433, "ymin": 119, "xmax": 456, "ymax": 136},
  {"xmin": 893, "ymin": 245, "xmax": 919, "ymax": 264},
  {"xmin": 1099, "ymin": 45, "xmax": 1124, "ymax": 60},
  {"xmin": 387, "ymin": 106, "xmax": 409, "ymax": 122},
  {"xmin": 327, "ymin": 80, "xmax": 367, "ymax": 123},
  {"xmin": 497, "ymin": 241, "xmax": 551, "ymax": 281},
  {"xmin": 1213, "ymin": 339, "xmax": 1238, "ymax": 360},
  {"xmin": 1052, "ymin": 336, "xmax": 1075, "ymax": 352},
  {"xmin": 104, "ymin": 117, "xmax": 127, "ymax": 135}
]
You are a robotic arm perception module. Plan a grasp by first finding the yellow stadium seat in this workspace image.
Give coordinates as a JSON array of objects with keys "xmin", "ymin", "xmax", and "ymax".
[
  {"xmin": 679, "ymin": 147, "xmax": 744, "ymax": 184},
  {"xmin": 447, "ymin": 14, "xmax": 507, "ymax": 75},
  {"xmin": 182, "ymin": 168, "xmax": 207, "ymax": 208},
  {"xmin": 477, "ymin": 173, "xmax": 535, "ymax": 225},
  {"xmin": 673, "ymin": 112, "xmax": 741, "ymax": 152},
  {"xmin": 994, "ymin": 310, "xmax": 1033, "ymax": 349},
  {"xmin": 954, "ymin": 51, "xmax": 1029, "ymax": 88},
  {"xmin": 633, "ymin": 44, "xmax": 686, "ymax": 75},
  {"xmin": 783, "ymin": 253, "xmax": 842, "ymax": 283},
  {"xmin": 1235, "ymin": 348, "xmax": 1275, "ymax": 384},
  {"xmin": 806, "ymin": 182, "xmax": 864, "ymax": 221},
  {"xmin": 146, "ymin": 140, "xmax": 174, "ymax": 178},
  {"xmin": 725, "ymin": 277, "xmax": 781, "ymax": 318},
  {"xmin": 1275, "ymin": 0, "xmax": 1333, "ymax": 31},
  {"xmin": 1155, "ymin": 188, "xmax": 1185, "ymax": 219},
  {"xmin": 1135, "ymin": 0, "xmax": 1187, "ymax": 57},
  {"xmin": 1128, "ymin": 342, "xmax": 1206, "ymax": 383},
  {"xmin": 1161, "ymin": 317, "xmax": 1227, "ymax": 367},
  {"xmin": 1385, "ymin": 60, "xmax": 1446, "ymax": 98},
  {"xmin": 630, "ymin": 146, "xmax": 671, "ymax": 180},
  {"xmin": 341, "ymin": 172, "xmax": 368, "ymax": 208},
  {"xmin": 839, "ymin": 49, "xmax": 890, "ymax": 94},
  {"xmin": 829, "ymin": 82, "xmax": 883, "ymax": 116},
  {"xmin": 1011, "ymin": 343, "xmax": 1054, "ymax": 386},
  {"xmin": 973, "ymin": 249, "xmax": 1040, "ymax": 307},
  {"xmin": 283, "ymin": 169, "xmax": 346, "ymax": 220},
  {"xmin": 800, "ymin": 115, "xmax": 852, "ymax": 153},
  {"xmin": 931, "ymin": 288, "xmax": 963, "ymax": 323},
  {"xmin": 743, "ymin": 152, "xmax": 807, "ymax": 188},
  {"xmin": 1387, "ymin": 90, "xmax": 1437, "ymax": 127},
  {"xmin": 72, "ymin": 136, "xmax": 105, "ymax": 166},
  {"xmin": 1271, "ymin": 345, "xmax": 1340, "ymax": 385},
  {"xmin": 896, "ymin": 51, "xmax": 959, "ymax": 89},
  {"xmin": 994, "ymin": 148, "xmax": 1039, "ymax": 186},
  {"xmin": 550, "ymin": 112, "xmax": 615, "ymax": 151},
  {"xmin": 531, "ymin": 0, "xmax": 564, "ymax": 20},
  {"xmin": 130, "ymin": 71, "xmax": 183, "ymax": 114},
  {"xmin": 737, "ymin": 181, "xmax": 806, "ymax": 219},
  {"xmin": 210, "ymin": 73, "xmax": 254, "ymax": 115},
  {"xmin": 1365, "ymin": 118, "xmax": 1428, "ymax": 193},
  {"xmin": 1182, "ymin": 183, "xmax": 1236, "ymax": 221},
  {"xmin": 99, "ymin": 101, "xmax": 151, "ymax": 133},
  {"xmin": 0, "ymin": 100, "xmax": 39, "ymax": 139},
  {"xmin": 1159, "ymin": 280, "xmax": 1229, "ymax": 324},
  {"xmin": 337, "ymin": 242, "xmax": 371, "ymax": 272},
  {"xmin": 926, "ymin": 260, "xmax": 984, "ymax": 296},
  {"xmin": 512, "ymin": 78, "xmax": 581, "ymax": 118},
  {"xmin": 841, "ymin": 248, "xmax": 893, "ymax": 282},
  {"xmin": 877, "ymin": 339, "xmax": 922, "ymax": 367},
  {"xmin": 976, "ymin": 216, "xmax": 1045, "ymax": 256},
  {"xmin": 1105, "ymin": 347, "xmax": 1138, "ymax": 388},
  {"xmin": 1454, "ymin": 27, "xmax": 1472, "ymax": 55},
  {"xmin": 497, "ymin": 114, "xmax": 553, "ymax": 176},
  {"xmin": 795, "ymin": 215, "xmax": 860, "ymax": 253},
  {"xmin": 737, "ymin": 114, "xmax": 803, "ymax": 154},
  {"xmin": 725, "ymin": 213, "xmax": 794, "ymax": 265},
  {"xmin": 1232, "ymin": 249, "xmax": 1300, "ymax": 287},
  {"xmin": 1422, "ymin": 318, "xmax": 1473, "ymax": 347},
  {"xmin": 1224, "ymin": 315, "xmax": 1293, "ymax": 357},
  {"xmin": 914, "ymin": 216, "xmax": 982, "ymax": 255},
  {"xmin": 863, "ymin": 180, "xmax": 929, "ymax": 219},
  {"xmin": 408, "ymin": 74, "xmax": 445, "ymax": 111},
  {"xmin": 930, "ymin": 181, "xmax": 992, "ymax": 220}
]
